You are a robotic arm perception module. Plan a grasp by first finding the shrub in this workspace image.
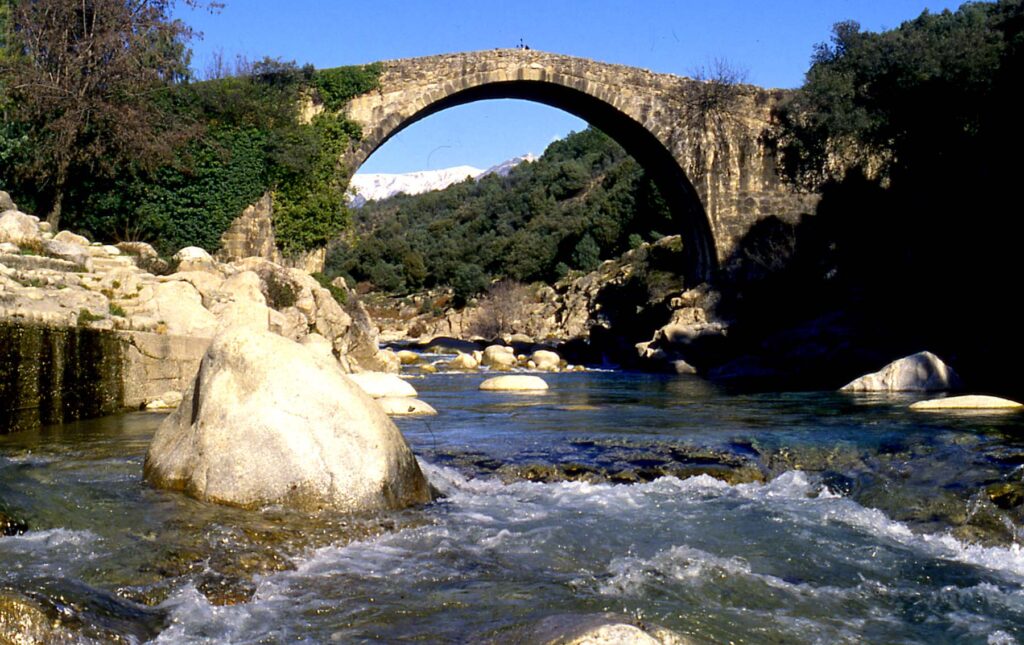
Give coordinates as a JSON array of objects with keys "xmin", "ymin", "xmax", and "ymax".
[{"xmin": 312, "ymin": 271, "xmax": 347, "ymax": 305}]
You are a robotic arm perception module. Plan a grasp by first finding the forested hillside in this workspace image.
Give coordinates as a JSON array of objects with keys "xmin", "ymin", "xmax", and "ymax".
[{"xmin": 325, "ymin": 128, "xmax": 673, "ymax": 301}]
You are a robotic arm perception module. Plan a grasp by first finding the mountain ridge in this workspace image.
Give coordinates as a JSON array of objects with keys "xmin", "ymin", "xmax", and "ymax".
[{"xmin": 349, "ymin": 154, "xmax": 536, "ymax": 206}]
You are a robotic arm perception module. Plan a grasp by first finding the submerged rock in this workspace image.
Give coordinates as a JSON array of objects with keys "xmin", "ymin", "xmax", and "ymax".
[
  {"xmin": 910, "ymin": 395, "xmax": 1023, "ymax": 410},
  {"xmin": 840, "ymin": 351, "xmax": 961, "ymax": 392},
  {"xmin": 493, "ymin": 613, "xmax": 692, "ymax": 645},
  {"xmin": 172, "ymin": 246, "xmax": 217, "ymax": 273},
  {"xmin": 144, "ymin": 391, "xmax": 183, "ymax": 410},
  {"xmin": 479, "ymin": 375, "xmax": 548, "ymax": 391},
  {"xmin": 0, "ymin": 581, "xmax": 166, "ymax": 644},
  {"xmin": 397, "ymin": 350, "xmax": 420, "ymax": 364},
  {"xmin": 0, "ymin": 509, "xmax": 27, "ymax": 536},
  {"xmin": 144, "ymin": 328, "xmax": 432, "ymax": 512},
  {"xmin": 377, "ymin": 397, "xmax": 437, "ymax": 416}
]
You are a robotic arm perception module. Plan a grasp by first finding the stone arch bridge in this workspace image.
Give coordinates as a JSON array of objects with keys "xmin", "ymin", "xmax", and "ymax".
[
  {"xmin": 221, "ymin": 50, "xmax": 817, "ymax": 282},
  {"xmin": 341, "ymin": 49, "xmax": 817, "ymax": 283}
]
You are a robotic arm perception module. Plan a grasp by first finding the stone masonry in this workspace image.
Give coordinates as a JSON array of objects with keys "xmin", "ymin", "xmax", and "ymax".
[{"xmin": 343, "ymin": 49, "xmax": 820, "ymax": 281}]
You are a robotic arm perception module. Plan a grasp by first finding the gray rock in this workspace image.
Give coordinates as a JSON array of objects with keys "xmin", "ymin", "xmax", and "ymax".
[
  {"xmin": 377, "ymin": 397, "xmax": 437, "ymax": 416},
  {"xmin": 530, "ymin": 349, "xmax": 561, "ymax": 371},
  {"xmin": 0, "ymin": 190, "xmax": 16, "ymax": 212},
  {"xmin": 149, "ymin": 280, "xmax": 219, "ymax": 338},
  {"xmin": 144, "ymin": 327, "xmax": 432, "ymax": 511},
  {"xmin": 493, "ymin": 613, "xmax": 692, "ymax": 645},
  {"xmin": 348, "ymin": 372, "xmax": 418, "ymax": 398},
  {"xmin": 482, "ymin": 345, "xmax": 516, "ymax": 370},
  {"xmin": 0, "ymin": 210, "xmax": 41, "ymax": 247},
  {"xmin": 116, "ymin": 240, "xmax": 158, "ymax": 259},
  {"xmin": 42, "ymin": 239, "xmax": 93, "ymax": 269},
  {"xmin": 53, "ymin": 229, "xmax": 90, "ymax": 246},
  {"xmin": 841, "ymin": 351, "xmax": 962, "ymax": 392}
]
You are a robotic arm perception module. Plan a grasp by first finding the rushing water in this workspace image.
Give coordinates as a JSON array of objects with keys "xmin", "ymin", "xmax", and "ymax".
[{"xmin": 3, "ymin": 370, "xmax": 1024, "ymax": 643}]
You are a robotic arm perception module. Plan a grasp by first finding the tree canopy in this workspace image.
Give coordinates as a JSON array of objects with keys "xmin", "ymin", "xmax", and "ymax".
[
  {"xmin": 0, "ymin": 0, "xmax": 204, "ymax": 227},
  {"xmin": 326, "ymin": 127, "xmax": 674, "ymax": 301}
]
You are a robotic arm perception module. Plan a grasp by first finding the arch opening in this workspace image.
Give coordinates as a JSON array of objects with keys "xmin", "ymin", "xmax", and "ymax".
[{"xmin": 352, "ymin": 80, "xmax": 717, "ymax": 284}]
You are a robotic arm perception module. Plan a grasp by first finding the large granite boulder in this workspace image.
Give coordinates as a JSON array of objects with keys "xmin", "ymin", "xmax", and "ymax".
[
  {"xmin": 840, "ymin": 351, "xmax": 961, "ymax": 393},
  {"xmin": 144, "ymin": 327, "xmax": 432, "ymax": 511}
]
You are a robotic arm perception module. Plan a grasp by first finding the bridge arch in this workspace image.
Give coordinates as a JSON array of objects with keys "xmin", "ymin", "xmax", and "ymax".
[
  {"xmin": 342, "ymin": 50, "xmax": 819, "ymax": 285},
  {"xmin": 350, "ymin": 81, "xmax": 714, "ymax": 283}
]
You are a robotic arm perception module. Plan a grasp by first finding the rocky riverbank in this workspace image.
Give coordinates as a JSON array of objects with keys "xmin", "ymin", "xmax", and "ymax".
[
  {"xmin": 0, "ymin": 194, "xmax": 399, "ymax": 432},
  {"xmin": 367, "ymin": 232, "xmax": 1006, "ymax": 396}
]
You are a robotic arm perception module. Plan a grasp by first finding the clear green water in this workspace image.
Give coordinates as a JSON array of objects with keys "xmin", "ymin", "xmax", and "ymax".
[{"xmin": 2, "ymin": 371, "xmax": 1024, "ymax": 643}]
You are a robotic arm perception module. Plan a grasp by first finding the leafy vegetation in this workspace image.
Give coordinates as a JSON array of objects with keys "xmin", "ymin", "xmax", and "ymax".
[
  {"xmin": 312, "ymin": 63, "xmax": 383, "ymax": 111},
  {"xmin": 325, "ymin": 127, "xmax": 673, "ymax": 300},
  {"xmin": 1, "ymin": 1, "xmax": 381, "ymax": 257},
  {"xmin": 312, "ymin": 272, "xmax": 348, "ymax": 305},
  {"xmin": 725, "ymin": 0, "xmax": 1024, "ymax": 393}
]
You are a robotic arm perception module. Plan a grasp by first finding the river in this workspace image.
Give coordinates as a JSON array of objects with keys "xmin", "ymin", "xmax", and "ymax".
[{"xmin": 2, "ymin": 369, "xmax": 1024, "ymax": 642}]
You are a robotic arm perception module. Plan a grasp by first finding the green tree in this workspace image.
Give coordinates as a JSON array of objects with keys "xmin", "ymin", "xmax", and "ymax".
[
  {"xmin": 0, "ymin": 0, "xmax": 211, "ymax": 227},
  {"xmin": 777, "ymin": 3, "xmax": 1023, "ymax": 190},
  {"xmin": 571, "ymin": 233, "xmax": 601, "ymax": 271}
]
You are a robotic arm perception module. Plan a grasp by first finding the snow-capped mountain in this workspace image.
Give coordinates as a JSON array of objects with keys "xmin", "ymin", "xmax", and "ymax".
[
  {"xmin": 481, "ymin": 153, "xmax": 536, "ymax": 178},
  {"xmin": 348, "ymin": 154, "xmax": 536, "ymax": 207}
]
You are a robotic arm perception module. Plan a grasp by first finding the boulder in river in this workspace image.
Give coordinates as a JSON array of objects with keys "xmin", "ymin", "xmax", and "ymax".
[
  {"xmin": 530, "ymin": 349, "xmax": 561, "ymax": 371},
  {"xmin": 1, "ymin": 507, "xmax": 27, "ymax": 536},
  {"xmin": 447, "ymin": 352, "xmax": 479, "ymax": 370},
  {"xmin": 377, "ymin": 397, "xmax": 437, "ymax": 416},
  {"xmin": 492, "ymin": 613, "xmax": 692, "ymax": 645},
  {"xmin": 144, "ymin": 327, "xmax": 432, "ymax": 512},
  {"xmin": 348, "ymin": 372, "xmax": 418, "ymax": 398},
  {"xmin": 910, "ymin": 395, "xmax": 1022, "ymax": 410},
  {"xmin": 479, "ymin": 375, "xmax": 549, "ymax": 391},
  {"xmin": 481, "ymin": 345, "xmax": 516, "ymax": 370},
  {"xmin": 840, "ymin": 351, "xmax": 961, "ymax": 392},
  {"xmin": 397, "ymin": 350, "xmax": 420, "ymax": 365}
]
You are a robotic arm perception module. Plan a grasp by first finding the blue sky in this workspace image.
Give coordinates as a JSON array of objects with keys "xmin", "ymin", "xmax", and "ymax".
[{"xmin": 178, "ymin": 0, "xmax": 965, "ymax": 173}]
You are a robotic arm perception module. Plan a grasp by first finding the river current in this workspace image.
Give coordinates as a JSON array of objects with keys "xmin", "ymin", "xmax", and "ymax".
[{"xmin": 2, "ymin": 369, "xmax": 1024, "ymax": 642}]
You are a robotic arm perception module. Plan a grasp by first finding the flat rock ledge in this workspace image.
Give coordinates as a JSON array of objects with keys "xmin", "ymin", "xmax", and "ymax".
[
  {"xmin": 479, "ymin": 375, "xmax": 549, "ymax": 391},
  {"xmin": 910, "ymin": 395, "xmax": 1023, "ymax": 410}
]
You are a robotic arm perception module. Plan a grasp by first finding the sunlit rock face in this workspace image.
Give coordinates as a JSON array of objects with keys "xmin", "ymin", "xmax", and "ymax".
[{"xmin": 144, "ymin": 327, "xmax": 432, "ymax": 512}]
